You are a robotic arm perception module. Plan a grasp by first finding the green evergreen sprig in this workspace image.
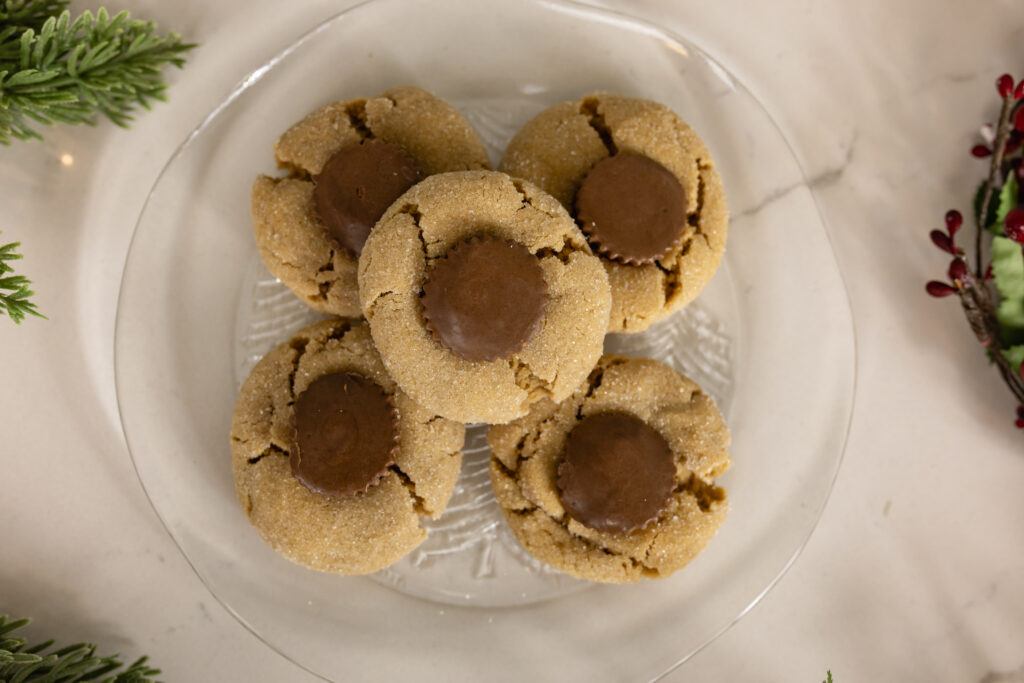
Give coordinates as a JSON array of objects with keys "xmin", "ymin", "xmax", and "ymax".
[
  {"xmin": 0, "ymin": 614, "xmax": 160, "ymax": 682},
  {"xmin": 0, "ymin": 1, "xmax": 195, "ymax": 144},
  {"xmin": 0, "ymin": 232, "xmax": 43, "ymax": 323},
  {"xmin": 0, "ymin": 0, "xmax": 68, "ymax": 32}
]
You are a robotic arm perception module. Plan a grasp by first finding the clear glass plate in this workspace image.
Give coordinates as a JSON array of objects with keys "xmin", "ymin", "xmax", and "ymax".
[{"xmin": 114, "ymin": 0, "xmax": 856, "ymax": 680}]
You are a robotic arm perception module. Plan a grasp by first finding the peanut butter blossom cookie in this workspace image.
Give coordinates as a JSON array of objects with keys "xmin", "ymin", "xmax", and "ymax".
[
  {"xmin": 500, "ymin": 93, "xmax": 728, "ymax": 333},
  {"xmin": 251, "ymin": 86, "xmax": 491, "ymax": 317},
  {"xmin": 358, "ymin": 170, "xmax": 612, "ymax": 425},
  {"xmin": 230, "ymin": 318, "xmax": 465, "ymax": 575},
  {"xmin": 488, "ymin": 355, "xmax": 730, "ymax": 583}
]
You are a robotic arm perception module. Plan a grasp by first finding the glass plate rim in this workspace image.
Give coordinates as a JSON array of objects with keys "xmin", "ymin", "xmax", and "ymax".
[{"xmin": 113, "ymin": 0, "xmax": 859, "ymax": 680}]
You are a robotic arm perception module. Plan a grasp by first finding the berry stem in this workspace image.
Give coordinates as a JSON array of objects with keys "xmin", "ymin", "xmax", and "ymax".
[
  {"xmin": 929, "ymin": 76, "xmax": 1024, "ymax": 427},
  {"xmin": 976, "ymin": 95, "xmax": 1015, "ymax": 277}
]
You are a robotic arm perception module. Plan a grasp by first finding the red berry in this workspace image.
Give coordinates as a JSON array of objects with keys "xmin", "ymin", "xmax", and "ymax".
[
  {"xmin": 1017, "ymin": 80, "xmax": 1024, "ymax": 99},
  {"xmin": 972, "ymin": 144, "xmax": 993, "ymax": 158},
  {"xmin": 1016, "ymin": 418, "xmax": 1024, "ymax": 429},
  {"xmin": 945, "ymin": 209, "xmax": 963, "ymax": 236},
  {"xmin": 1006, "ymin": 207, "xmax": 1024, "ymax": 243},
  {"xmin": 998, "ymin": 74, "xmax": 1015, "ymax": 98},
  {"xmin": 985, "ymin": 263, "xmax": 994, "ymax": 280},
  {"xmin": 930, "ymin": 229, "xmax": 955, "ymax": 253},
  {"xmin": 926, "ymin": 281, "xmax": 956, "ymax": 297},
  {"xmin": 1014, "ymin": 105, "xmax": 1024, "ymax": 133},
  {"xmin": 948, "ymin": 258, "xmax": 967, "ymax": 282}
]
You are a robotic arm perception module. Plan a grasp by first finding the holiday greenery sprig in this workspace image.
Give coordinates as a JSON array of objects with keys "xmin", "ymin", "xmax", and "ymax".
[
  {"xmin": 926, "ymin": 73, "xmax": 1024, "ymax": 428},
  {"xmin": 0, "ymin": 0, "xmax": 194, "ymax": 144},
  {"xmin": 0, "ymin": 614, "xmax": 160, "ymax": 682},
  {"xmin": 0, "ymin": 231, "xmax": 43, "ymax": 323},
  {"xmin": 0, "ymin": 0, "xmax": 194, "ymax": 324},
  {"xmin": 0, "ymin": 0, "xmax": 65, "ymax": 30}
]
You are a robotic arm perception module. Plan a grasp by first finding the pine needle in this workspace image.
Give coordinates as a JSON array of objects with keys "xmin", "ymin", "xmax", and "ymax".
[
  {"xmin": 0, "ymin": 615, "xmax": 160, "ymax": 682},
  {"xmin": 0, "ymin": 0, "xmax": 69, "ymax": 32},
  {"xmin": 0, "ymin": 2, "xmax": 196, "ymax": 144},
  {"xmin": 0, "ymin": 232, "xmax": 44, "ymax": 323}
]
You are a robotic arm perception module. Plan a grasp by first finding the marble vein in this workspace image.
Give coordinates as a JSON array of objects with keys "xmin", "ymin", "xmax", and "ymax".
[{"xmin": 733, "ymin": 131, "xmax": 859, "ymax": 220}]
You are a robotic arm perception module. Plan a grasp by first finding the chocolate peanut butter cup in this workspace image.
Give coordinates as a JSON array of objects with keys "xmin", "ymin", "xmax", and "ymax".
[
  {"xmin": 557, "ymin": 412, "xmax": 676, "ymax": 534},
  {"xmin": 421, "ymin": 235, "xmax": 548, "ymax": 362},
  {"xmin": 574, "ymin": 153, "xmax": 686, "ymax": 265},
  {"xmin": 313, "ymin": 139, "xmax": 423, "ymax": 257},
  {"xmin": 290, "ymin": 371, "xmax": 399, "ymax": 497}
]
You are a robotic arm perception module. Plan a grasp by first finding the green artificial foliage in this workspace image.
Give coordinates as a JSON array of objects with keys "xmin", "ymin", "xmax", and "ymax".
[
  {"xmin": 0, "ymin": 0, "xmax": 69, "ymax": 31},
  {"xmin": 0, "ymin": 233, "xmax": 43, "ymax": 323},
  {"xmin": 0, "ymin": 615, "xmax": 159, "ymax": 682},
  {"xmin": 0, "ymin": 1, "xmax": 194, "ymax": 323},
  {"xmin": 0, "ymin": 0, "xmax": 195, "ymax": 144},
  {"xmin": 991, "ymin": 234, "xmax": 1024, "ymax": 342},
  {"xmin": 982, "ymin": 175, "xmax": 1020, "ymax": 235},
  {"xmin": 1005, "ymin": 344, "xmax": 1024, "ymax": 375}
]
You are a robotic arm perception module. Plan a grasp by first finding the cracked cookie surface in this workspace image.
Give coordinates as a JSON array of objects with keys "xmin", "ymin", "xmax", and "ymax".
[
  {"xmin": 487, "ymin": 355, "xmax": 730, "ymax": 583},
  {"xmin": 500, "ymin": 93, "xmax": 728, "ymax": 333},
  {"xmin": 358, "ymin": 170, "xmax": 612, "ymax": 425},
  {"xmin": 251, "ymin": 86, "xmax": 491, "ymax": 317},
  {"xmin": 230, "ymin": 318, "xmax": 465, "ymax": 575}
]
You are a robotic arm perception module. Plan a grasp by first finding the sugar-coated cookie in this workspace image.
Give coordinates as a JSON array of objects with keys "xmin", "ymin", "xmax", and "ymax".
[
  {"xmin": 500, "ymin": 93, "xmax": 727, "ymax": 333},
  {"xmin": 488, "ymin": 355, "xmax": 730, "ymax": 583},
  {"xmin": 230, "ymin": 318, "xmax": 465, "ymax": 575},
  {"xmin": 358, "ymin": 170, "xmax": 612, "ymax": 425}
]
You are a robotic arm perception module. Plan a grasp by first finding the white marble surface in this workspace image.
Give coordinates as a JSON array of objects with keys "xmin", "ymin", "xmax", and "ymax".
[{"xmin": 1, "ymin": 0, "xmax": 1023, "ymax": 681}]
